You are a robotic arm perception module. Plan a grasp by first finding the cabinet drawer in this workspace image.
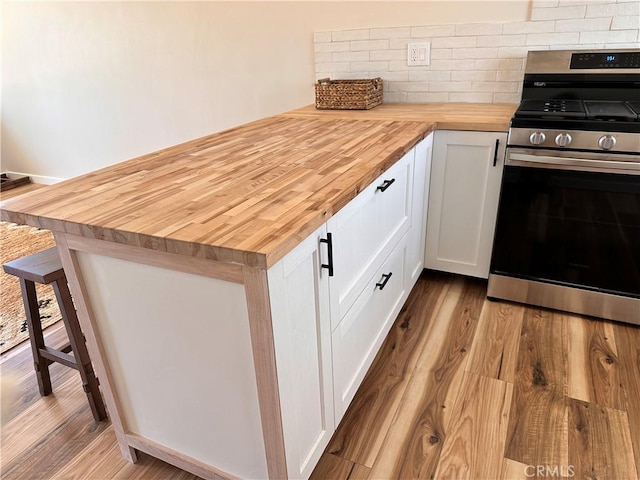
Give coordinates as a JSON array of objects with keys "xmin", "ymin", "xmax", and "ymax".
[
  {"xmin": 331, "ymin": 238, "xmax": 407, "ymax": 423},
  {"xmin": 327, "ymin": 149, "xmax": 413, "ymax": 329}
]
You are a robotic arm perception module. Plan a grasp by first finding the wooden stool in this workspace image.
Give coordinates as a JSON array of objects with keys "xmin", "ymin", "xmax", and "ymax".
[{"xmin": 3, "ymin": 247, "xmax": 107, "ymax": 421}]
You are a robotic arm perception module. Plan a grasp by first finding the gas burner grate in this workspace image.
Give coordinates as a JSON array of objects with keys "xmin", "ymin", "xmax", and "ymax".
[{"xmin": 516, "ymin": 99, "xmax": 586, "ymax": 118}]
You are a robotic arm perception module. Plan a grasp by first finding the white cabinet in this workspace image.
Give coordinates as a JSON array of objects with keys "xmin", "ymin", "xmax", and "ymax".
[
  {"xmin": 326, "ymin": 149, "xmax": 413, "ymax": 329},
  {"xmin": 406, "ymin": 132, "xmax": 433, "ymax": 286},
  {"xmin": 268, "ymin": 225, "xmax": 335, "ymax": 480},
  {"xmin": 331, "ymin": 236, "xmax": 408, "ymax": 420},
  {"xmin": 267, "ymin": 134, "xmax": 432, "ymax": 478},
  {"xmin": 425, "ymin": 130, "xmax": 507, "ymax": 279}
]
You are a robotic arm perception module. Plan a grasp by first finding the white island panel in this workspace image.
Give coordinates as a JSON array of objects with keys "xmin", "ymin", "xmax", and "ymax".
[{"xmin": 76, "ymin": 252, "xmax": 268, "ymax": 480}]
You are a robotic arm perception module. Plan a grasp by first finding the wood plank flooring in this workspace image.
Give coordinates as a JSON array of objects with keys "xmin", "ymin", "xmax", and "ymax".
[{"xmin": 1, "ymin": 270, "xmax": 639, "ymax": 479}]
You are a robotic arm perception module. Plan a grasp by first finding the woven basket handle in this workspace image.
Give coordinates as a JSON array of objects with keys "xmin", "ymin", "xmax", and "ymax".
[
  {"xmin": 317, "ymin": 78, "xmax": 331, "ymax": 84},
  {"xmin": 372, "ymin": 78, "xmax": 382, "ymax": 91}
]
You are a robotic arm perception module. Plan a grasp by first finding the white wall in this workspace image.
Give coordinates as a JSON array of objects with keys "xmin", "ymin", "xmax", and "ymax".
[
  {"xmin": 1, "ymin": 1, "xmax": 531, "ymax": 181},
  {"xmin": 315, "ymin": 0, "xmax": 640, "ymax": 104}
]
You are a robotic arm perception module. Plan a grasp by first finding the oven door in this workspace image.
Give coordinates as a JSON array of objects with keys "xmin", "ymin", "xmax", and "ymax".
[{"xmin": 490, "ymin": 147, "xmax": 640, "ymax": 303}]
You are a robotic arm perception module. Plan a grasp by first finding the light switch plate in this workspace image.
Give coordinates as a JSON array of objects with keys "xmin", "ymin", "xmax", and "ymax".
[{"xmin": 407, "ymin": 42, "xmax": 430, "ymax": 66}]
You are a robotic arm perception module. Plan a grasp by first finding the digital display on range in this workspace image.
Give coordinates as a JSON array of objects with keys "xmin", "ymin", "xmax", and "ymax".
[{"xmin": 570, "ymin": 52, "xmax": 640, "ymax": 69}]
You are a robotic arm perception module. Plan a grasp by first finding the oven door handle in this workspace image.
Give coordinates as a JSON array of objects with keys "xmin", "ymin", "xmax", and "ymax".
[{"xmin": 507, "ymin": 152, "xmax": 640, "ymax": 174}]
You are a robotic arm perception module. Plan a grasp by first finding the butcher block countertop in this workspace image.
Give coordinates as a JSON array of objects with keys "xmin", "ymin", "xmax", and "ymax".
[
  {"xmin": 1, "ymin": 103, "xmax": 516, "ymax": 269},
  {"xmin": 284, "ymin": 102, "xmax": 517, "ymax": 132}
]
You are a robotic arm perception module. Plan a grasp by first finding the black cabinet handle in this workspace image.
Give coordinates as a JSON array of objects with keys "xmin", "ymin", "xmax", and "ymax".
[
  {"xmin": 376, "ymin": 178, "xmax": 395, "ymax": 192},
  {"xmin": 375, "ymin": 272, "xmax": 393, "ymax": 290},
  {"xmin": 320, "ymin": 233, "xmax": 334, "ymax": 277},
  {"xmin": 493, "ymin": 138, "xmax": 500, "ymax": 167}
]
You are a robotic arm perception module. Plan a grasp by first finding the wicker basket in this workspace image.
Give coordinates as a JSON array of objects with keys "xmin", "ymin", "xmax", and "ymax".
[{"xmin": 315, "ymin": 77, "xmax": 383, "ymax": 110}]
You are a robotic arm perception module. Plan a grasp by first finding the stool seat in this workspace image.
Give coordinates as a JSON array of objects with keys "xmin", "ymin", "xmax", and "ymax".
[
  {"xmin": 3, "ymin": 246, "xmax": 107, "ymax": 422},
  {"xmin": 3, "ymin": 247, "xmax": 65, "ymax": 284}
]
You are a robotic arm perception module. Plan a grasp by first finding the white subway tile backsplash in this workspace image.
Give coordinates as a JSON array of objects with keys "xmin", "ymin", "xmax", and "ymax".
[
  {"xmin": 389, "ymin": 60, "xmax": 410, "ymax": 71},
  {"xmin": 384, "ymin": 91, "xmax": 409, "ymax": 103},
  {"xmin": 503, "ymin": 21, "xmax": 555, "ymax": 34},
  {"xmin": 455, "ymin": 22, "xmax": 503, "ymax": 36},
  {"xmin": 429, "ymin": 81, "xmax": 472, "ymax": 92},
  {"xmin": 370, "ymin": 27, "xmax": 411, "ymax": 39},
  {"xmin": 350, "ymin": 39, "xmax": 389, "ymax": 52},
  {"xmin": 409, "ymin": 71, "xmax": 452, "ymax": 82},
  {"xmin": 497, "ymin": 69, "xmax": 525, "ymax": 81},
  {"xmin": 554, "ymin": 18, "xmax": 612, "ymax": 32},
  {"xmin": 493, "ymin": 92, "xmax": 522, "ymax": 103},
  {"xmin": 314, "ymin": 0, "xmax": 634, "ymax": 105},
  {"xmin": 526, "ymin": 32, "xmax": 580, "ymax": 45},
  {"xmin": 332, "ymin": 29, "xmax": 370, "ymax": 42},
  {"xmin": 315, "ymin": 52, "xmax": 332, "ymax": 63},
  {"xmin": 411, "ymin": 25, "xmax": 456, "ymax": 38},
  {"xmin": 315, "ymin": 62, "xmax": 350, "ymax": 73},
  {"xmin": 611, "ymin": 15, "xmax": 640, "ymax": 29},
  {"xmin": 431, "ymin": 36, "xmax": 477, "ymax": 49},
  {"xmin": 407, "ymin": 92, "xmax": 449, "ymax": 103},
  {"xmin": 332, "ymin": 51, "xmax": 369, "ymax": 62},
  {"xmin": 586, "ymin": 1, "xmax": 639, "ymax": 17},
  {"xmin": 451, "ymin": 70, "xmax": 498, "ymax": 82},
  {"xmin": 605, "ymin": 42, "xmax": 640, "ymax": 48},
  {"xmin": 351, "ymin": 61, "xmax": 389, "ymax": 72},
  {"xmin": 389, "ymin": 38, "xmax": 413, "ymax": 50},
  {"xmin": 580, "ymin": 29, "xmax": 639, "ymax": 43},
  {"xmin": 430, "ymin": 59, "xmax": 479, "ymax": 71},
  {"xmin": 370, "ymin": 49, "xmax": 406, "ymax": 61},
  {"xmin": 499, "ymin": 46, "xmax": 546, "ymax": 58},
  {"xmin": 430, "ymin": 48, "xmax": 453, "ymax": 60},
  {"xmin": 531, "ymin": 5, "xmax": 586, "ymax": 20},
  {"xmin": 533, "ymin": 0, "xmax": 560, "ymax": 8},
  {"xmin": 388, "ymin": 81, "xmax": 429, "ymax": 92},
  {"xmin": 477, "ymin": 35, "xmax": 527, "ymax": 47},
  {"xmin": 314, "ymin": 42, "xmax": 350, "ymax": 53},
  {"xmin": 449, "ymin": 92, "xmax": 494, "ymax": 103},
  {"xmin": 379, "ymin": 71, "xmax": 410, "ymax": 82},
  {"xmin": 452, "ymin": 47, "xmax": 500, "ymax": 59},
  {"xmin": 472, "ymin": 81, "xmax": 520, "ymax": 92}
]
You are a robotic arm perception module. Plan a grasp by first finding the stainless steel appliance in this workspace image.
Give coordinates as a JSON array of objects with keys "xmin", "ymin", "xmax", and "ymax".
[{"xmin": 488, "ymin": 49, "xmax": 640, "ymax": 325}]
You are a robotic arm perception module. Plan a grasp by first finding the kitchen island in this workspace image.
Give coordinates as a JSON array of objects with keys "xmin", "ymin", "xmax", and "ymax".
[{"xmin": 1, "ymin": 103, "xmax": 516, "ymax": 480}]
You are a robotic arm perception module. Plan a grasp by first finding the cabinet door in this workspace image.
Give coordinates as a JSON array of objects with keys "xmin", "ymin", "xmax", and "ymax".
[
  {"xmin": 327, "ymin": 149, "xmax": 413, "ymax": 329},
  {"xmin": 406, "ymin": 133, "xmax": 433, "ymax": 287},
  {"xmin": 425, "ymin": 130, "xmax": 507, "ymax": 279},
  {"xmin": 268, "ymin": 225, "xmax": 334, "ymax": 480},
  {"xmin": 331, "ymin": 236, "xmax": 408, "ymax": 423}
]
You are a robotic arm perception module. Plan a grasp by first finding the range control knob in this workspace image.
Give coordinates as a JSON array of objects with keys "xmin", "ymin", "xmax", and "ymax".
[
  {"xmin": 598, "ymin": 135, "xmax": 617, "ymax": 150},
  {"xmin": 555, "ymin": 133, "xmax": 573, "ymax": 147},
  {"xmin": 529, "ymin": 131, "xmax": 546, "ymax": 145}
]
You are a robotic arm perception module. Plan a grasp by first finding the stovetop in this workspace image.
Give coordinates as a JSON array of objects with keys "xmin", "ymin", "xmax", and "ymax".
[
  {"xmin": 515, "ymin": 100, "xmax": 639, "ymax": 120},
  {"xmin": 512, "ymin": 99, "xmax": 640, "ymax": 133}
]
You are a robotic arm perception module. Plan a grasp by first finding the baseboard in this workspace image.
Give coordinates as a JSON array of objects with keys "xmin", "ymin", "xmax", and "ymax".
[{"xmin": 3, "ymin": 171, "xmax": 66, "ymax": 185}]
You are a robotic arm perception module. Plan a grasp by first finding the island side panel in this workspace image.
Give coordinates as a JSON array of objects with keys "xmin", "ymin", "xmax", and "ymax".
[
  {"xmin": 54, "ymin": 233, "xmax": 137, "ymax": 463},
  {"xmin": 56, "ymin": 234, "xmax": 270, "ymax": 480}
]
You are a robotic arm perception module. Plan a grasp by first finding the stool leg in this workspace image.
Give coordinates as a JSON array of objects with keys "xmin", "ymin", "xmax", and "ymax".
[
  {"xmin": 52, "ymin": 278, "xmax": 107, "ymax": 422},
  {"xmin": 19, "ymin": 278, "xmax": 53, "ymax": 396}
]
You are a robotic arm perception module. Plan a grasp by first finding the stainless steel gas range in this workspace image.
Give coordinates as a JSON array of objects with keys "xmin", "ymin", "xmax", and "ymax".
[{"xmin": 488, "ymin": 49, "xmax": 640, "ymax": 325}]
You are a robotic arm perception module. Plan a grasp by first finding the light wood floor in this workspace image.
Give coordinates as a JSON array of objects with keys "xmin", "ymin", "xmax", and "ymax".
[{"xmin": 1, "ymin": 267, "xmax": 639, "ymax": 478}]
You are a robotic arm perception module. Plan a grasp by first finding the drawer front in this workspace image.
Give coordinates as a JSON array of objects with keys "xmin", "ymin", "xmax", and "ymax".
[
  {"xmin": 327, "ymin": 149, "xmax": 413, "ymax": 330},
  {"xmin": 331, "ymin": 238, "xmax": 407, "ymax": 423}
]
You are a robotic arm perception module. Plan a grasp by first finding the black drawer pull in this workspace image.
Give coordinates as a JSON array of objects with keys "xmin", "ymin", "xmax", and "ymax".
[
  {"xmin": 493, "ymin": 138, "xmax": 500, "ymax": 167},
  {"xmin": 320, "ymin": 233, "xmax": 334, "ymax": 277},
  {"xmin": 376, "ymin": 178, "xmax": 395, "ymax": 192},
  {"xmin": 375, "ymin": 272, "xmax": 393, "ymax": 290}
]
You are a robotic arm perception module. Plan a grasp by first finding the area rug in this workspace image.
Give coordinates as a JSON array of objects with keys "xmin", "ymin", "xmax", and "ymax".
[{"xmin": 0, "ymin": 221, "xmax": 60, "ymax": 354}]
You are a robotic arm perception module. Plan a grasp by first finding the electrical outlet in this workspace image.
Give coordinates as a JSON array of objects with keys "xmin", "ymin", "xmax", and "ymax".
[{"xmin": 407, "ymin": 42, "xmax": 430, "ymax": 66}]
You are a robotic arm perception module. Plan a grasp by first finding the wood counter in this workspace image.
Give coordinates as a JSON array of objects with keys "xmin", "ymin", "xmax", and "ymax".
[
  {"xmin": 284, "ymin": 102, "xmax": 517, "ymax": 132},
  {"xmin": 0, "ymin": 103, "xmax": 515, "ymax": 269}
]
